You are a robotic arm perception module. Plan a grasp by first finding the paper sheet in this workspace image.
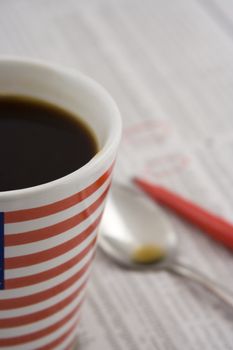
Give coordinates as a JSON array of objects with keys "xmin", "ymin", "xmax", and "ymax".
[{"xmin": 77, "ymin": 118, "xmax": 233, "ymax": 349}]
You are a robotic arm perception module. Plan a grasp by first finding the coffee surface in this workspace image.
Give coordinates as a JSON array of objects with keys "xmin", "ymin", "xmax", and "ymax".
[{"xmin": 0, "ymin": 96, "xmax": 98, "ymax": 191}]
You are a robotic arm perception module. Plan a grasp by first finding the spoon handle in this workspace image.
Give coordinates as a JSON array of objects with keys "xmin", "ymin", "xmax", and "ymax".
[{"xmin": 166, "ymin": 260, "xmax": 233, "ymax": 308}]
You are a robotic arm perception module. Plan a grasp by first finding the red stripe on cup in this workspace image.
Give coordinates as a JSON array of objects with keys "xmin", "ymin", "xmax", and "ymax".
[
  {"xmin": 5, "ymin": 185, "xmax": 109, "ymax": 245},
  {"xmin": 0, "ymin": 277, "xmax": 86, "ymax": 327},
  {"xmin": 0, "ymin": 295, "xmax": 83, "ymax": 345},
  {"xmin": 37, "ymin": 319, "xmax": 79, "ymax": 350},
  {"xmin": 5, "ymin": 214, "xmax": 102, "ymax": 269},
  {"xmin": 5, "ymin": 164, "xmax": 113, "ymax": 223},
  {"xmin": 0, "ymin": 258, "xmax": 92, "ymax": 308},
  {"xmin": 5, "ymin": 237, "xmax": 96, "ymax": 288}
]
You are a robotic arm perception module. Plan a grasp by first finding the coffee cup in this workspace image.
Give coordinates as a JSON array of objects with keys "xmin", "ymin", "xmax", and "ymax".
[{"xmin": 0, "ymin": 57, "xmax": 121, "ymax": 349}]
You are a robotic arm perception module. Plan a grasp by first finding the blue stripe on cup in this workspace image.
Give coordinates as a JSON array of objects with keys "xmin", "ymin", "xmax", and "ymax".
[{"xmin": 0, "ymin": 213, "xmax": 4, "ymax": 290}]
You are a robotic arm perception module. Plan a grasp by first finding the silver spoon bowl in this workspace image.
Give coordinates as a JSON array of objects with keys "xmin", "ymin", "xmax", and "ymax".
[{"xmin": 98, "ymin": 183, "xmax": 233, "ymax": 308}]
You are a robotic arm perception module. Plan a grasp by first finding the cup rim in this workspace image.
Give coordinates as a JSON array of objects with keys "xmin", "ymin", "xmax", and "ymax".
[{"xmin": 0, "ymin": 56, "xmax": 122, "ymax": 200}]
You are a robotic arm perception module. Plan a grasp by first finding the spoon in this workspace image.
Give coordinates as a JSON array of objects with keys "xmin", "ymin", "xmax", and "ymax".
[{"xmin": 98, "ymin": 183, "xmax": 233, "ymax": 308}]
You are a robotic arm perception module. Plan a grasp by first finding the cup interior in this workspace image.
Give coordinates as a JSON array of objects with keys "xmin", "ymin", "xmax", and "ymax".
[{"xmin": 0, "ymin": 58, "xmax": 121, "ymax": 153}]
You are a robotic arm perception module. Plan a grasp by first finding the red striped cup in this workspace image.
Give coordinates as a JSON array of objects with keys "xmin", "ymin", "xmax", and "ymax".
[{"xmin": 0, "ymin": 58, "xmax": 121, "ymax": 350}]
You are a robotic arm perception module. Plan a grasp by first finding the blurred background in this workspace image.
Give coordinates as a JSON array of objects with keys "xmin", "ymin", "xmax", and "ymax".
[{"xmin": 1, "ymin": 0, "xmax": 233, "ymax": 142}]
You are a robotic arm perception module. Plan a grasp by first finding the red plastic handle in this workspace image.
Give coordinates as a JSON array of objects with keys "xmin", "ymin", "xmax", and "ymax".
[{"xmin": 134, "ymin": 177, "xmax": 233, "ymax": 250}]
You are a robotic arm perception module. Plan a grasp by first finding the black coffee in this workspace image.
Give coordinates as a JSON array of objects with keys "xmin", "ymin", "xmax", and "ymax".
[{"xmin": 0, "ymin": 96, "xmax": 98, "ymax": 191}]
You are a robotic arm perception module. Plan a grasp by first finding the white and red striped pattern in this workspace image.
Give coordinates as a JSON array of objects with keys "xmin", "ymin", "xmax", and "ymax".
[{"xmin": 0, "ymin": 164, "xmax": 113, "ymax": 349}]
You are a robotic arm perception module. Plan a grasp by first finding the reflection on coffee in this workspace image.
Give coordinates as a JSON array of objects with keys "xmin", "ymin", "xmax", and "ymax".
[{"xmin": 0, "ymin": 96, "xmax": 98, "ymax": 191}]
